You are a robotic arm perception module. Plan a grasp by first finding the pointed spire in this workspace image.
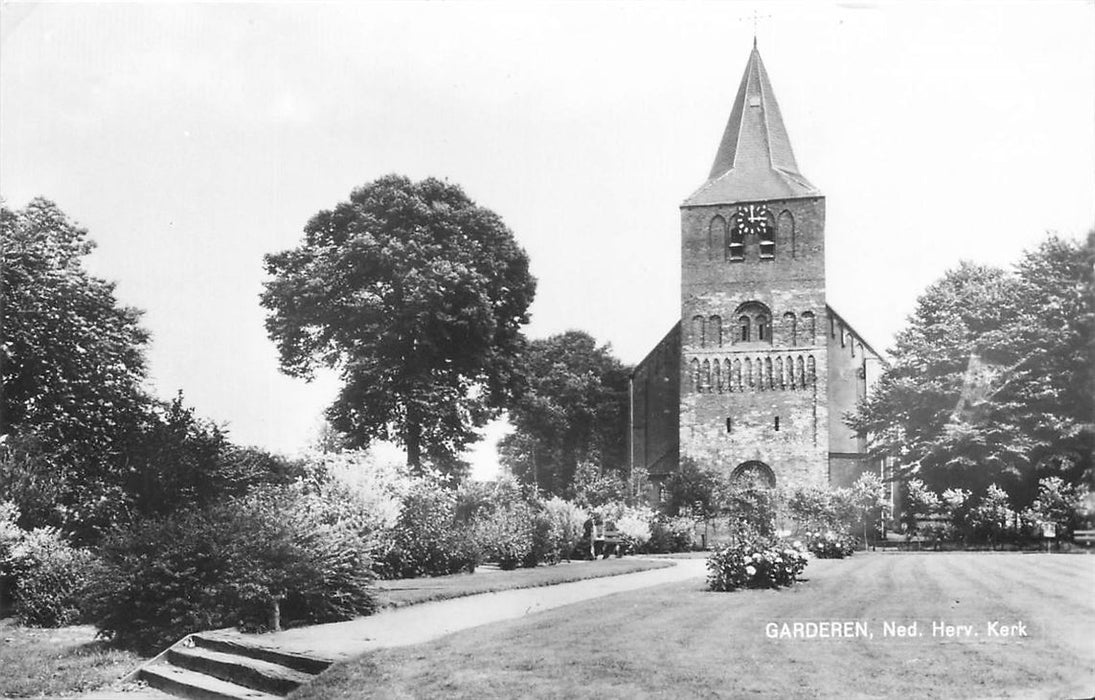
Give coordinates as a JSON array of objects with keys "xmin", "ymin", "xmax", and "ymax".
[{"xmin": 686, "ymin": 46, "xmax": 818, "ymax": 206}]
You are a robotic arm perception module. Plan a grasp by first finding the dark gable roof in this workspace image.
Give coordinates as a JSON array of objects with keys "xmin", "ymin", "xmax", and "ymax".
[{"xmin": 685, "ymin": 45, "xmax": 820, "ymax": 207}]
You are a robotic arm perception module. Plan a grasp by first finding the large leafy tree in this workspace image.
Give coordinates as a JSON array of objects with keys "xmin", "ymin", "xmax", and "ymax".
[
  {"xmin": 261, "ymin": 175, "xmax": 535, "ymax": 472},
  {"xmin": 498, "ymin": 331, "xmax": 629, "ymax": 495},
  {"xmin": 2, "ymin": 199, "xmax": 301, "ymax": 540},
  {"xmin": 1, "ymin": 199, "xmax": 151, "ymax": 533},
  {"xmin": 850, "ymin": 233, "xmax": 1094, "ymax": 505}
]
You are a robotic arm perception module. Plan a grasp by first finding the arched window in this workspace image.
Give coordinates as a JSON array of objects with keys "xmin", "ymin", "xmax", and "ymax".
[
  {"xmin": 713, "ymin": 359, "xmax": 722, "ymax": 392},
  {"xmin": 702, "ymin": 359, "xmax": 711, "ymax": 393},
  {"xmin": 801, "ymin": 311, "xmax": 816, "ymax": 345},
  {"xmin": 778, "ymin": 209, "xmax": 795, "ymax": 258},
  {"xmin": 728, "ymin": 224, "xmax": 745, "ymax": 261},
  {"xmin": 744, "ymin": 358, "xmax": 754, "ymax": 390},
  {"xmin": 690, "ymin": 359, "xmax": 700, "ymax": 392},
  {"xmin": 787, "ymin": 354, "xmax": 796, "ymax": 389},
  {"xmin": 708, "ymin": 315, "xmax": 722, "ymax": 348},
  {"xmin": 733, "ymin": 301, "xmax": 772, "ymax": 345},
  {"xmin": 783, "ymin": 312, "xmax": 797, "ymax": 346},
  {"xmin": 807, "ymin": 355, "xmax": 817, "ymax": 388},
  {"xmin": 775, "ymin": 356, "xmax": 784, "ymax": 390},
  {"xmin": 691, "ymin": 315, "xmax": 705, "ymax": 347},
  {"xmin": 759, "ymin": 217, "xmax": 776, "ymax": 260},
  {"xmin": 764, "ymin": 357, "xmax": 773, "ymax": 390},
  {"xmin": 732, "ymin": 358, "xmax": 742, "ymax": 392},
  {"xmin": 724, "ymin": 359, "xmax": 733, "ymax": 392},
  {"xmin": 731, "ymin": 461, "xmax": 776, "ymax": 489},
  {"xmin": 796, "ymin": 356, "xmax": 805, "ymax": 388},
  {"xmin": 708, "ymin": 216, "xmax": 727, "ymax": 261}
]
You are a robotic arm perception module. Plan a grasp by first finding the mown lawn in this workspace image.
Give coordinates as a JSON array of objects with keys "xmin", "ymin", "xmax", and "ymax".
[
  {"xmin": 375, "ymin": 557, "xmax": 673, "ymax": 608},
  {"xmin": 0, "ymin": 618, "xmax": 148, "ymax": 698},
  {"xmin": 294, "ymin": 553, "xmax": 1095, "ymax": 699}
]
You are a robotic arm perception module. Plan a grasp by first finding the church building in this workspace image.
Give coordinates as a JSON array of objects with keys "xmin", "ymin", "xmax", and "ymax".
[{"xmin": 629, "ymin": 43, "xmax": 886, "ymax": 497}]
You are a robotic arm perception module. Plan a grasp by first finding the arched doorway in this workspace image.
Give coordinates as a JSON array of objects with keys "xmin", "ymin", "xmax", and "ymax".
[{"xmin": 730, "ymin": 460, "xmax": 776, "ymax": 489}]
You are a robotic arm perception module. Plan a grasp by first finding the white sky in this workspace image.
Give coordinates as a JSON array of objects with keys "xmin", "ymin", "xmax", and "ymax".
[{"xmin": 2, "ymin": 2, "xmax": 1093, "ymax": 479}]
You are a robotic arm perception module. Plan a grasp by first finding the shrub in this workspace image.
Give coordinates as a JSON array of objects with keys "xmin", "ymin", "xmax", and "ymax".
[
  {"xmin": 902, "ymin": 479, "xmax": 941, "ymax": 536},
  {"xmin": 1, "ymin": 501, "xmax": 22, "ymax": 610},
  {"xmin": 83, "ymin": 487, "xmax": 375, "ymax": 653},
  {"xmin": 722, "ymin": 485, "xmax": 781, "ymax": 538},
  {"xmin": 968, "ymin": 484, "xmax": 1018, "ymax": 547},
  {"xmin": 802, "ymin": 530, "xmax": 856, "ymax": 559},
  {"xmin": 1021, "ymin": 477, "xmax": 1088, "ymax": 540},
  {"xmin": 7, "ymin": 525, "xmax": 96, "ymax": 627},
  {"xmin": 374, "ymin": 479, "xmax": 477, "ymax": 579},
  {"xmin": 539, "ymin": 497, "xmax": 587, "ymax": 563},
  {"xmin": 647, "ymin": 515, "xmax": 696, "ymax": 553},
  {"xmin": 474, "ymin": 502, "xmax": 535, "ymax": 570},
  {"xmin": 614, "ymin": 507, "xmax": 653, "ymax": 552},
  {"xmin": 707, "ymin": 533, "xmax": 808, "ymax": 591}
]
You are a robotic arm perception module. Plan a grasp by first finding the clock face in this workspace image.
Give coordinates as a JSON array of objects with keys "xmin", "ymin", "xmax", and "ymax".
[{"xmin": 735, "ymin": 204, "xmax": 770, "ymax": 237}]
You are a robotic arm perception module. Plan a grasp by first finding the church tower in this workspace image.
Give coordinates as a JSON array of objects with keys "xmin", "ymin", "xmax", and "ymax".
[
  {"xmin": 629, "ymin": 43, "xmax": 884, "ymax": 498},
  {"xmin": 678, "ymin": 44, "xmax": 829, "ymax": 489}
]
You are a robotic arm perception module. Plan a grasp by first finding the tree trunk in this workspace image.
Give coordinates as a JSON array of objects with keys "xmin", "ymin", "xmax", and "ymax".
[
  {"xmin": 269, "ymin": 598, "xmax": 282, "ymax": 632},
  {"xmin": 405, "ymin": 414, "xmax": 422, "ymax": 472}
]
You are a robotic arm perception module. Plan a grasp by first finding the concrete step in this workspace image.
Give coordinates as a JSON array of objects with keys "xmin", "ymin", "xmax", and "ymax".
[
  {"xmin": 166, "ymin": 646, "xmax": 313, "ymax": 696},
  {"xmin": 191, "ymin": 634, "xmax": 333, "ymax": 675},
  {"xmin": 139, "ymin": 661, "xmax": 281, "ymax": 700}
]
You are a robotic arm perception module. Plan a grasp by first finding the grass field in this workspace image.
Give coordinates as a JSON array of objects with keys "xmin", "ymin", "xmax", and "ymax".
[
  {"xmin": 0, "ymin": 619, "xmax": 147, "ymax": 698},
  {"xmin": 293, "ymin": 552, "xmax": 1095, "ymax": 699},
  {"xmin": 375, "ymin": 557, "xmax": 673, "ymax": 608}
]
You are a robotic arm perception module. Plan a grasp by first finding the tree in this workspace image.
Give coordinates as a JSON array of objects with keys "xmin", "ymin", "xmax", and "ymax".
[
  {"xmin": 498, "ymin": 331, "xmax": 629, "ymax": 494},
  {"xmin": 261, "ymin": 176, "xmax": 535, "ymax": 472},
  {"xmin": 1, "ymin": 199, "xmax": 151, "ymax": 535},
  {"xmin": 849, "ymin": 233, "xmax": 1094, "ymax": 506}
]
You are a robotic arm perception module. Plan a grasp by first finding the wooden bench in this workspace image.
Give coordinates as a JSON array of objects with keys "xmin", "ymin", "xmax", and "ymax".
[{"xmin": 1074, "ymin": 529, "xmax": 1095, "ymax": 546}]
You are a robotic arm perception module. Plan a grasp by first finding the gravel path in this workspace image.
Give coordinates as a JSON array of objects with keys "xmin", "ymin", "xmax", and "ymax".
[{"xmin": 221, "ymin": 557, "xmax": 708, "ymax": 661}]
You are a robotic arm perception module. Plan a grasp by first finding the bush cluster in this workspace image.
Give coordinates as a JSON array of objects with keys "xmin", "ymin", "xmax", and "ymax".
[
  {"xmin": 902, "ymin": 477, "xmax": 1092, "ymax": 548},
  {"xmin": 82, "ymin": 487, "xmax": 375, "ymax": 653},
  {"xmin": 474, "ymin": 502, "xmax": 536, "ymax": 570},
  {"xmin": 374, "ymin": 480, "xmax": 477, "ymax": 579},
  {"xmin": 647, "ymin": 515, "xmax": 698, "ymax": 553},
  {"xmin": 0, "ymin": 503, "xmax": 97, "ymax": 627},
  {"xmin": 706, "ymin": 533, "xmax": 808, "ymax": 592},
  {"xmin": 802, "ymin": 531, "xmax": 857, "ymax": 559}
]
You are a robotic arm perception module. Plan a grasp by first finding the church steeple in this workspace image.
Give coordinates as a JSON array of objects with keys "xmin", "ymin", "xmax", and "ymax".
[{"xmin": 685, "ymin": 45, "xmax": 819, "ymax": 206}]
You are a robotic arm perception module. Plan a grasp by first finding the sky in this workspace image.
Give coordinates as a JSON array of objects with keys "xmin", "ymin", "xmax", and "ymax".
[{"xmin": 2, "ymin": 2, "xmax": 1093, "ymax": 479}]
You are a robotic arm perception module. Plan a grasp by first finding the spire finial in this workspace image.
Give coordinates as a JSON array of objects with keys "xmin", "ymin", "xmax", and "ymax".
[{"xmin": 741, "ymin": 8, "xmax": 771, "ymax": 49}]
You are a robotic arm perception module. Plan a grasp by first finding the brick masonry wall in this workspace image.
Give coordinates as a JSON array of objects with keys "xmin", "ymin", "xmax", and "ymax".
[
  {"xmin": 678, "ymin": 196, "xmax": 830, "ymax": 489},
  {"xmin": 825, "ymin": 308, "xmax": 886, "ymax": 487},
  {"xmin": 630, "ymin": 324, "xmax": 681, "ymax": 478}
]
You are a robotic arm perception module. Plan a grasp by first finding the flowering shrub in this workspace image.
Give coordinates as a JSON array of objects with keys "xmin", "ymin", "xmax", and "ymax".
[
  {"xmin": 1021, "ymin": 477, "xmax": 1089, "ymax": 541},
  {"xmin": 707, "ymin": 533, "xmax": 808, "ymax": 591},
  {"xmin": 596, "ymin": 502, "xmax": 655, "ymax": 553},
  {"xmin": 968, "ymin": 484, "xmax": 1018, "ymax": 547},
  {"xmin": 647, "ymin": 515, "xmax": 697, "ymax": 553},
  {"xmin": 540, "ymin": 497, "xmax": 587, "ymax": 563},
  {"xmin": 1, "ymin": 502, "xmax": 97, "ymax": 627},
  {"xmin": 474, "ymin": 502, "xmax": 535, "ymax": 570},
  {"xmin": 303, "ymin": 449, "xmax": 408, "ymax": 538},
  {"xmin": 374, "ymin": 479, "xmax": 478, "ymax": 579},
  {"xmin": 803, "ymin": 531, "xmax": 856, "ymax": 559},
  {"xmin": 615, "ymin": 510, "xmax": 653, "ymax": 552}
]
